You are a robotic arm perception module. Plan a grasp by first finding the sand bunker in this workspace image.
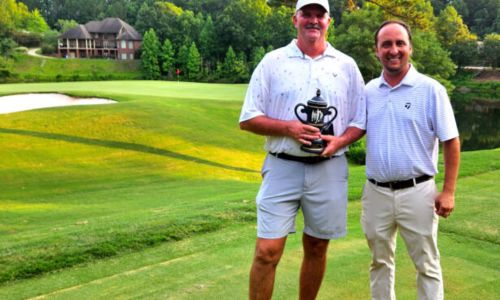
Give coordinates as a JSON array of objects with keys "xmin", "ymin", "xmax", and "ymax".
[{"xmin": 0, "ymin": 93, "xmax": 116, "ymax": 114}]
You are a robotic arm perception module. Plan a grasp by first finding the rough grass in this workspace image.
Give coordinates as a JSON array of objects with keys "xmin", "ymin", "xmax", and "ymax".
[{"xmin": 2, "ymin": 54, "xmax": 141, "ymax": 83}]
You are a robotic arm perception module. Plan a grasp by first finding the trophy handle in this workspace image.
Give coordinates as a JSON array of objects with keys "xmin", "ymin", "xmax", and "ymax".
[
  {"xmin": 294, "ymin": 103, "xmax": 307, "ymax": 123},
  {"xmin": 323, "ymin": 106, "xmax": 338, "ymax": 128}
]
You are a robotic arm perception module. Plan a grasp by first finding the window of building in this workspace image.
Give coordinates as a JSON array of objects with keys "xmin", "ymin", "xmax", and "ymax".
[
  {"xmin": 128, "ymin": 41, "xmax": 133, "ymax": 49},
  {"xmin": 121, "ymin": 40, "xmax": 126, "ymax": 49},
  {"xmin": 121, "ymin": 53, "xmax": 127, "ymax": 60}
]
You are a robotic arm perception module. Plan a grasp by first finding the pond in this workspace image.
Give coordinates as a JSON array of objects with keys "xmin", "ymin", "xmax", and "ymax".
[{"xmin": 453, "ymin": 97, "xmax": 500, "ymax": 151}]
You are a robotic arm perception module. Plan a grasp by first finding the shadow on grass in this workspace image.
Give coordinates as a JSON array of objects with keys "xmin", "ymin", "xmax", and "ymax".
[{"xmin": 0, "ymin": 128, "xmax": 258, "ymax": 173}]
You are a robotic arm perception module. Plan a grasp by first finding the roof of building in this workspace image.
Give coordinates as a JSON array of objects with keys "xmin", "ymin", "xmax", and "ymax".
[
  {"xmin": 60, "ymin": 24, "xmax": 92, "ymax": 39},
  {"xmin": 60, "ymin": 18, "xmax": 142, "ymax": 40}
]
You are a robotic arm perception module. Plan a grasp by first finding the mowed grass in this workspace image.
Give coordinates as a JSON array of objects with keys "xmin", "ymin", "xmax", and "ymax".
[
  {"xmin": 0, "ymin": 81, "xmax": 498, "ymax": 299},
  {"xmin": 0, "ymin": 81, "xmax": 261, "ymax": 286}
]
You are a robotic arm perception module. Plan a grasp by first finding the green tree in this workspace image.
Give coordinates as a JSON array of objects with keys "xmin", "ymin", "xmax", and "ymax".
[
  {"xmin": 105, "ymin": 0, "xmax": 129, "ymax": 20},
  {"xmin": 176, "ymin": 43, "xmax": 190, "ymax": 76},
  {"xmin": 215, "ymin": 0, "xmax": 271, "ymax": 58},
  {"xmin": 170, "ymin": 0, "xmax": 231, "ymax": 15},
  {"xmin": 145, "ymin": 2, "xmax": 204, "ymax": 56},
  {"xmin": 187, "ymin": 42, "xmax": 201, "ymax": 80},
  {"xmin": 266, "ymin": 0, "xmax": 295, "ymax": 7},
  {"xmin": 161, "ymin": 38, "xmax": 175, "ymax": 77},
  {"xmin": 55, "ymin": 19, "xmax": 79, "ymax": 34},
  {"xmin": 221, "ymin": 46, "xmax": 249, "ymax": 83},
  {"xmin": 235, "ymin": 51, "xmax": 250, "ymax": 82},
  {"xmin": 450, "ymin": 0, "xmax": 470, "ymax": 23},
  {"xmin": 0, "ymin": 54, "xmax": 13, "ymax": 82},
  {"xmin": 153, "ymin": 2, "xmax": 188, "ymax": 48},
  {"xmin": 199, "ymin": 15, "xmax": 217, "ymax": 65},
  {"xmin": 0, "ymin": 0, "xmax": 17, "ymax": 35},
  {"xmin": 250, "ymin": 46, "xmax": 266, "ymax": 71},
  {"xmin": 135, "ymin": 2, "xmax": 158, "ymax": 36},
  {"xmin": 430, "ymin": 0, "xmax": 448, "ymax": 14},
  {"xmin": 436, "ymin": 5, "xmax": 475, "ymax": 50},
  {"xmin": 19, "ymin": 0, "xmax": 105, "ymax": 27},
  {"xmin": 463, "ymin": 0, "xmax": 499, "ymax": 37},
  {"xmin": 180, "ymin": 11, "xmax": 204, "ymax": 49},
  {"xmin": 482, "ymin": 33, "xmax": 500, "ymax": 68},
  {"xmin": 0, "ymin": 36, "xmax": 16, "ymax": 57},
  {"xmin": 334, "ymin": 4, "xmax": 384, "ymax": 80},
  {"xmin": 41, "ymin": 29, "xmax": 59, "ymax": 54},
  {"xmin": 1, "ymin": 0, "xmax": 48, "ymax": 33},
  {"xmin": 266, "ymin": 5, "xmax": 295, "ymax": 49},
  {"xmin": 0, "ymin": 0, "xmax": 49, "ymax": 53},
  {"xmin": 141, "ymin": 28, "xmax": 161, "ymax": 80},
  {"xmin": 222, "ymin": 45, "xmax": 237, "ymax": 78},
  {"xmin": 411, "ymin": 30, "xmax": 456, "ymax": 90},
  {"xmin": 237, "ymin": 51, "xmax": 247, "ymax": 64},
  {"xmin": 124, "ymin": 0, "xmax": 141, "ymax": 27},
  {"xmin": 17, "ymin": 0, "xmax": 55, "ymax": 27},
  {"xmin": 450, "ymin": 39, "xmax": 479, "ymax": 68},
  {"xmin": 23, "ymin": 8, "xmax": 49, "ymax": 33},
  {"xmin": 364, "ymin": 0, "xmax": 436, "ymax": 31}
]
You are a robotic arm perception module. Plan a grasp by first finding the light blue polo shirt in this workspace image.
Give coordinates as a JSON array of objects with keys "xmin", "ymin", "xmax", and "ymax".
[{"xmin": 365, "ymin": 65, "xmax": 459, "ymax": 182}]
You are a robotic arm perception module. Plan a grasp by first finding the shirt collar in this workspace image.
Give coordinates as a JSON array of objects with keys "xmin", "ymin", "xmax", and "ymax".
[
  {"xmin": 378, "ymin": 64, "xmax": 418, "ymax": 88},
  {"xmin": 286, "ymin": 39, "xmax": 336, "ymax": 59}
]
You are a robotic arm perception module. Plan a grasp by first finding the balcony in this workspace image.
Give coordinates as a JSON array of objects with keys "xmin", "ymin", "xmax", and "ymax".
[{"xmin": 59, "ymin": 39, "xmax": 117, "ymax": 49}]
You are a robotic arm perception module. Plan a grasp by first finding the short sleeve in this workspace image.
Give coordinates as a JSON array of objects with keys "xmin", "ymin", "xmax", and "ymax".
[{"xmin": 239, "ymin": 58, "xmax": 269, "ymax": 123}]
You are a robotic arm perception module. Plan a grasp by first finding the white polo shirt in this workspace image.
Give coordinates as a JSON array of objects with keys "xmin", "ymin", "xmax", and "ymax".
[
  {"xmin": 365, "ymin": 65, "xmax": 459, "ymax": 182},
  {"xmin": 239, "ymin": 39, "xmax": 366, "ymax": 157}
]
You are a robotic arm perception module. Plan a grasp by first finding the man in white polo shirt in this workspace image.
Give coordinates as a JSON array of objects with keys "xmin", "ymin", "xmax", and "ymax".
[
  {"xmin": 362, "ymin": 20, "xmax": 460, "ymax": 300},
  {"xmin": 239, "ymin": 0, "xmax": 365, "ymax": 299}
]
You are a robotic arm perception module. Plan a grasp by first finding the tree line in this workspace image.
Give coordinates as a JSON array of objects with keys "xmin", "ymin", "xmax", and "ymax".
[
  {"xmin": 134, "ymin": 0, "xmax": 500, "ymax": 85},
  {"xmin": 1, "ymin": 0, "xmax": 499, "ymax": 84},
  {"xmin": 15, "ymin": 0, "xmax": 499, "ymax": 38}
]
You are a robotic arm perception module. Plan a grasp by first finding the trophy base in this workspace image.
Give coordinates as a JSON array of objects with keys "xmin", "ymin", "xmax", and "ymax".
[
  {"xmin": 300, "ymin": 139, "xmax": 326, "ymax": 154},
  {"xmin": 300, "ymin": 146, "xmax": 324, "ymax": 154}
]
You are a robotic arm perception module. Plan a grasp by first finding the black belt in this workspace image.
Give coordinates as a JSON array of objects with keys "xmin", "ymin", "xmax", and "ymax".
[
  {"xmin": 269, "ymin": 152, "xmax": 333, "ymax": 164},
  {"xmin": 368, "ymin": 175, "xmax": 433, "ymax": 190}
]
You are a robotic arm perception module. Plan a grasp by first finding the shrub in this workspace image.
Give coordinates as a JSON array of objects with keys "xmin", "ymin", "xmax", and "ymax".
[
  {"xmin": 0, "ymin": 57, "xmax": 13, "ymax": 82},
  {"xmin": 41, "ymin": 44, "xmax": 56, "ymax": 54},
  {"xmin": 41, "ymin": 30, "xmax": 59, "ymax": 54},
  {"xmin": 12, "ymin": 30, "xmax": 42, "ymax": 48},
  {"xmin": 482, "ymin": 33, "xmax": 500, "ymax": 68},
  {"xmin": 0, "ymin": 37, "xmax": 17, "ymax": 57},
  {"xmin": 346, "ymin": 137, "xmax": 366, "ymax": 165}
]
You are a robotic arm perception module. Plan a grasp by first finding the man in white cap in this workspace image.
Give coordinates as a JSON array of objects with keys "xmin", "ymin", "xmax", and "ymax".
[{"xmin": 240, "ymin": 0, "xmax": 366, "ymax": 299}]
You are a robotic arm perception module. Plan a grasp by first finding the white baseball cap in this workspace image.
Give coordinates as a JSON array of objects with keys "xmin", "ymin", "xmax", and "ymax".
[{"xmin": 295, "ymin": 0, "xmax": 330, "ymax": 13}]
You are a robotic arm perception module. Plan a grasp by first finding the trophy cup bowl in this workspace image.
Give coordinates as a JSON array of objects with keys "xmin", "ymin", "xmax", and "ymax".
[{"xmin": 294, "ymin": 89, "xmax": 338, "ymax": 154}]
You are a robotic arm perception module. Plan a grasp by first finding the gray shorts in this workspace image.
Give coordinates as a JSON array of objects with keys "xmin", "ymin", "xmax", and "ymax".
[{"xmin": 256, "ymin": 154, "xmax": 348, "ymax": 240}]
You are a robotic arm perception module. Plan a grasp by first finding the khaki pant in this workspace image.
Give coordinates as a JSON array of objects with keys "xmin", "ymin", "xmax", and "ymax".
[{"xmin": 361, "ymin": 179, "xmax": 443, "ymax": 300}]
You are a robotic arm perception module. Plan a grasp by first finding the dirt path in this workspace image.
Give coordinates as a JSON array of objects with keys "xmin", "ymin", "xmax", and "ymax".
[{"xmin": 27, "ymin": 48, "xmax": 55, "ymax": 59}]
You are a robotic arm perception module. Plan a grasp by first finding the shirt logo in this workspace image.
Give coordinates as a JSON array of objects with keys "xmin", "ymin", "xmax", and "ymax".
[{"xmin": 405, "ymin": 102, "xmax": 411, "ymax": 109}]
